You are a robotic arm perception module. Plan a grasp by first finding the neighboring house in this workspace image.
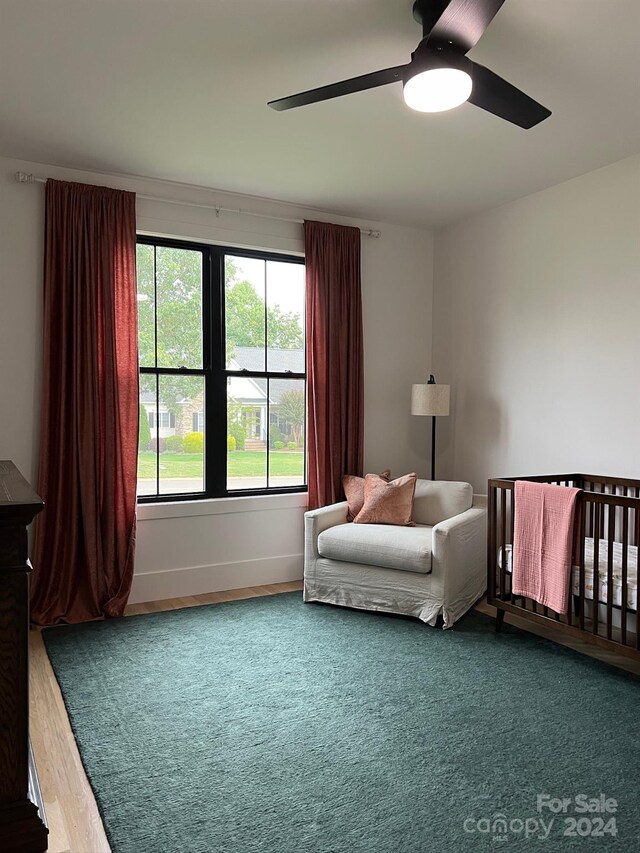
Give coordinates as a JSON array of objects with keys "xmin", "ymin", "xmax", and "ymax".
[
  {"xmin": 141, "ymin": 391, "xmax": 203, "ymax": 441},
  {"xmin": 141, "ymin": 347, "xmax": 304, "ymax": 445},
  {"xmin": 140, "ymin": 393, "xmax": 177, "ymax": 439},
  {"xmin": 229, "ymin": 347, "xmax": 305, "ymax": 443}
]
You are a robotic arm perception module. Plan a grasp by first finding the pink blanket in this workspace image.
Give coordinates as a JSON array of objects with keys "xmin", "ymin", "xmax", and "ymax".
[{"xmin": 512, "ymin": 481, "xmax": 580, "ymax": 614}]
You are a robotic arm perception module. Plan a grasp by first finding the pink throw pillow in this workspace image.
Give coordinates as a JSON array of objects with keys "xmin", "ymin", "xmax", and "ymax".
[
  {"xmin": 343, "ymin": 469, "xmax": 391, "ymax": 521},
  {"xmin": 353, "ymin": 473, "xmax": 417, "ymax": 526}
]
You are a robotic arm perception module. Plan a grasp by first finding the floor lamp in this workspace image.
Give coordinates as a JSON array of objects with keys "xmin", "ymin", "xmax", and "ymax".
[{"xmin": 411, "ymin": 375, "xmax": 450, "ymax": 480}]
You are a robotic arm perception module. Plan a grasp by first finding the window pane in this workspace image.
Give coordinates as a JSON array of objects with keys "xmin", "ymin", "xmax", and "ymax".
[
  {"xmin": 138, "ymin": 374, "xmax": 206, "ymax": 497},
  {"xmin": 137, "ymin": 374, "xmax": 158, "ymax": 496},
  {"xmin": 266, "ymin": 261, "xmax": 305, "ymax": 373},
  {"xmin": 156, "ymin": 247, "xmax": 203, "ymax": 369},
  {"xmin": 136, "ymin": 244, "xmax": 155, "ymax": 367},
  {"xmin": 269, "ymin": 379, "xmax": 305, "ymax": 487},
  {"xmin": 227, "ymin": 376, "xmax": 267, "ymax": 490},
  {"xmin": 158, "ymin": 374, "xmax": 205, "ymax": 495},
  {"xmin": 225, "ymin": 256, "xmax": 265, "ymax": 371}
]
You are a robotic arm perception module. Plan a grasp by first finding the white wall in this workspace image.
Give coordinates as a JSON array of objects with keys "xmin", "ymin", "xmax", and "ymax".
[
  {"xmin": 0, "ymin": 156, "xmax": 434, "ymax": 602},
  {"xmin": 432, "ymin": 153, "xmax": 640, "ymax": 494}
]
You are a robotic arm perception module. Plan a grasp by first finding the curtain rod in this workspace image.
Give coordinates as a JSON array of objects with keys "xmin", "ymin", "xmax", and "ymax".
[{"xmin": 14, "ymin": 171, "xmax": 382, "ymax": 239}]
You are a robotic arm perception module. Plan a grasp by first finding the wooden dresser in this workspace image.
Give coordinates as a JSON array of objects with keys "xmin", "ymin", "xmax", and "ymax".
[{"xmin": 0, "ymin": 461, "xmax": 48, "ymax": 852}]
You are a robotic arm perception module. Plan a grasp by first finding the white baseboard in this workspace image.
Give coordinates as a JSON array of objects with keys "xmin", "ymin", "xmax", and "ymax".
[{"xmin": 129, "ymin": 553, "xmax": 304, "ymax": 604}]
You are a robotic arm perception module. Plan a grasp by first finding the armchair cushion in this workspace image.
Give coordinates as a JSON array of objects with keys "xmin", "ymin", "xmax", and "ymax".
[
  {"xmin": 317, "ymin": 522, "xmax": 433, "ymax": 573},
  {"xmin": 412, "ymin": 480, "xmax": 473, "ymax": 526}
]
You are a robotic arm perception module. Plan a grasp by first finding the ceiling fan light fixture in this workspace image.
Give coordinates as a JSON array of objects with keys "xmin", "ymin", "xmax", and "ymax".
[
  {"xmin": 268, "ymin": 1, "xmax": 551, "ymax": 129},
  {"xmin": 403, "ymin": 65, "xmax": 472, "ymax": 113}
]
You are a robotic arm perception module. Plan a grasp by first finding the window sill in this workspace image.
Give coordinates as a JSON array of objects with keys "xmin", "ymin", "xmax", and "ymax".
[{"xmin": 136, "ymin": 491, "xmax": 309, "ymax": 521}]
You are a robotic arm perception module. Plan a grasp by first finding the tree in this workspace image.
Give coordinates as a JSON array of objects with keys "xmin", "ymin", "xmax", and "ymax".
[
  {"xmin": 137, "ymin": 244, "xmax": 204, "ymax": 370},
  {"xmin": 136, "ymin": 248, "xmax": 304, "ymax": 414},
  {"xmin": 277, "ymin": 389, "xmax": 305, "ymax": 445},
  {"xmin": 138, "ymin": 251, "xmax": 303, "ymax": 366},
  {"xmin": 137, "ymin": 245, "xmax": 204, "ymax": 415},
  {"xmin": 225, "ymin": 279, "xmax": 303, "ymax": 352}
]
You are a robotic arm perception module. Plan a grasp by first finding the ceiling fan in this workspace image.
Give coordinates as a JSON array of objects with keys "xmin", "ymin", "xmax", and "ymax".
[{"xmin": 268, "ymin": 0, "xmax": 551, "ymax": 129}]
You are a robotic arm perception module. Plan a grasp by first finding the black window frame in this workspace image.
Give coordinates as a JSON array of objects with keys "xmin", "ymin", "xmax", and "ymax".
[{"xmin": 137, "ymin": 235, "xmax": 307, "ymax": 503}]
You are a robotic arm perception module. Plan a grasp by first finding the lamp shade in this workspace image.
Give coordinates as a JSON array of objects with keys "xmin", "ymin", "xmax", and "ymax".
[{"xmin": 411, "ymin": 383, "xmax": 450, "ymax": 417}]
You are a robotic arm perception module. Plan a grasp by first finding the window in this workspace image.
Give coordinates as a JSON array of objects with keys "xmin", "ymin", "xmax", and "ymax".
[
  {"xmin": 149, "ymin": 412, "xmax": 175, "ymax": 430},
  {"xmin": 136, "ymin": 237, "xmax": 306, "ymax": 501}
]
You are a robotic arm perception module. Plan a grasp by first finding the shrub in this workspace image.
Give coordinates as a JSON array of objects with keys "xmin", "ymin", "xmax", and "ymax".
[
  {"xmin": 269, "ymin": 426, "xmax": 284, "ymax": 448},
  {"xmin": 148, "ymin": 437, "xmax": 166, "ymax": 453},
  {"xmin": 228, "ymin": 423, "xmax": 246, "ymax": 451},
  {"xmin": 183, "ymin": 431, "xmax": 204, "ymax": 454},
  {"xmin": 139, "ymin": 405, "xmax": 151, "ymax": 451},
  {"xmin": 165, "ymin": 435, "xmax": 184, "ymax": 453},
  {"xmin": 273, "ymin": 440, "xmax": 285, "ymax": 450},
  {"xmin": 227, "ymin": 435, "xmax": 236, "ymax": 452},
  {"xmin": 287, "ymin": 441, "xmax": 297, "ymax": 450}
]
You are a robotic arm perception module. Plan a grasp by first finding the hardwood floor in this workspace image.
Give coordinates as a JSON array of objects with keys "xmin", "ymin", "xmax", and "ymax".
[
  {"xmin": 30, "ymin": 582, "xmax": 638, "ymax": 853},
  {"xmin": 474, "ymin": 600, "xmax": 640, "ymax": 676}
]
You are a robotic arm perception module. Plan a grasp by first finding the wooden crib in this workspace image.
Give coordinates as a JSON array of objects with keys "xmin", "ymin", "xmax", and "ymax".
[{"xmin": 487, "ymin": 473, "xmax": 640, "ymax": 662}]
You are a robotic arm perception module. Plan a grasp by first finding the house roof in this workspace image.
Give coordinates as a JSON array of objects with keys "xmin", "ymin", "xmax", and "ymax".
[
  {"xmin": 230, "ymin": 348, "xmax": 304, "ymax": 406},
  {"xmin": 231, "ymin": 347, "xmax": 304, "ymax": 374}
]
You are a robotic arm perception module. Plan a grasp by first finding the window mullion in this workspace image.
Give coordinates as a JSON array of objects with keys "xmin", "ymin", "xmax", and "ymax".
[
  {"xmin": 207, "ymin": 247, "xmax": 226, "ymax": 498},
  {"xmin": 153, "ymin": 246, "xmax": 159, "ymax": 496},
  {"xmin": 266, "ymin": 377, "xmax": 270, "ymax": 489}
]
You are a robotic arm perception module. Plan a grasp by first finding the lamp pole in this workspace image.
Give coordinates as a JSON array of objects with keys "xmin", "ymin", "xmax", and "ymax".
[{"xmin": 427, "ymin": 374, "xmax": 436, "ymax": 480}]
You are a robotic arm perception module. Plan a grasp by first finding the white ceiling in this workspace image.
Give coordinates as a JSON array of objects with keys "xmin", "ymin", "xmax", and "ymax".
[{"xmin": 1, "ymin": 0, "xmax": 639, "ymax": 228}]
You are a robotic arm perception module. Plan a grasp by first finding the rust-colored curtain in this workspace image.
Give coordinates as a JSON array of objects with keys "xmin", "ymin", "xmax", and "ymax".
[
  {"xmin": 304, "ymin": 220, "xmax": 364, "ymax": 508},
  {"xmin": 31, "ymin": 180, "xmax": 138, "ymax": 626}
]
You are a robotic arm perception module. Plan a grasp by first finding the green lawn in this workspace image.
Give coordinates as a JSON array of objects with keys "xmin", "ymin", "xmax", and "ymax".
[{"xmin": 138, "ymin": 450, "xmax": 304, "ymax": 478}]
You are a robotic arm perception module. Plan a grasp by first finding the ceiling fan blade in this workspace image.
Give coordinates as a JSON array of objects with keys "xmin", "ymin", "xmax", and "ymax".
[
  {"xmin": 268, "ymin": 64, "xmax": 409, "ymax": 111},
  {"xmin": 425, "ymin": 0, "xmax": 507, "ymax": 53},
  {"xmin": 468, "ymin": 61, "xmax": 551, "ymax": 128}
]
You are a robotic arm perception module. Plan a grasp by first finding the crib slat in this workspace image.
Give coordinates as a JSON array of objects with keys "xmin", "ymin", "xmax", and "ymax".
[
  {"xmin": 578, "ymin": 497, "xmax": 586, "ymax": 630},
  {"xmin": 599, "ymin": 498, "xmax": 605, "ymax": 548},
  {"xmin": 607, "ymin": 505, "xmax": 615, "ymax": 640},
  {"xmin": 593, "ymin": 508, "xmax": 600, "ymax": 636},
  {"xmin": 636, "ymin": 507, "xmax": 640, "ymax": 651},
  {"xmin": 621, "ymin": 505, "xmax": 629, "ymax": 647},
  {"xmin": 509, "ymin": 490, "xmax": 515, "ymax": 604},
  {"xmin": 500, "ymin": 488, "xmax": 506, "ymax": 601}
]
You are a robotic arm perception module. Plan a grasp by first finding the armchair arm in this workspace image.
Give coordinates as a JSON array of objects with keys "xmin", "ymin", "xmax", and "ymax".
[
  {"xmin": 304, "ymin": 501, "xmax": 349, "ymax": 562},
  {"xmin": 431, "ymin": 503, "xmax": 487, "ymax": 599}
]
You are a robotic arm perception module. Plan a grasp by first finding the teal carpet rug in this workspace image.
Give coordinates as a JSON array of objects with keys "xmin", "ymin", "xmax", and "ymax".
[{"xmin": 44, "ymin": 593, "xmax": 639, "ymax": 852}]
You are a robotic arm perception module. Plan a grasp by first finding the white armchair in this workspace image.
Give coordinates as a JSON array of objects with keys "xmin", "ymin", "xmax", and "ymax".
[{"xmin": 304, "ymin": 479, "xmax": 487, "ymax": 628}]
